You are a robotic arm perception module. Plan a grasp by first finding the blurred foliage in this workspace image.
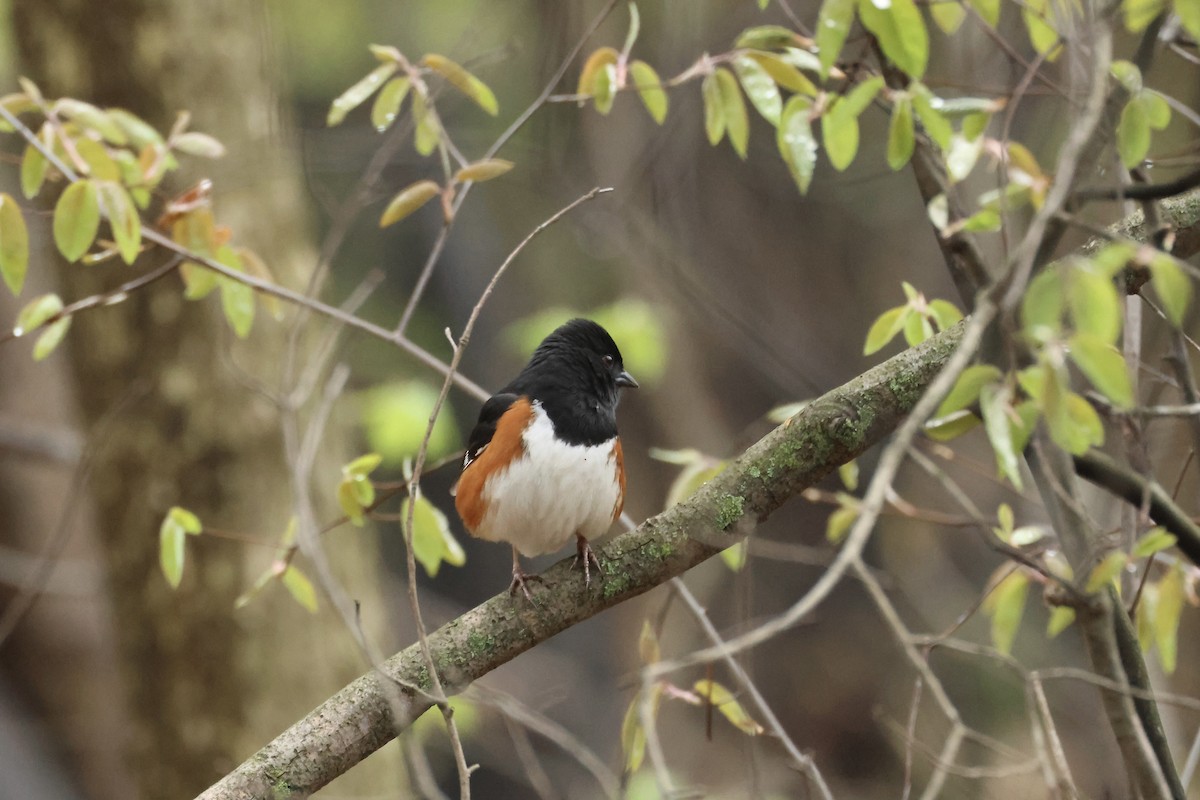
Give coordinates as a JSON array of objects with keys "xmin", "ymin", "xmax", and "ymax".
[{"xmin": 360, "ymin": 379, "xmax": 459, "ymax": 464}]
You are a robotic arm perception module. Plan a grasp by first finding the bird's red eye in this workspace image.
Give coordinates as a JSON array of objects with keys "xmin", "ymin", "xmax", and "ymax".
[{"xmin": 601, "ymin": 354, "xmax": 614, "ymax": 366}]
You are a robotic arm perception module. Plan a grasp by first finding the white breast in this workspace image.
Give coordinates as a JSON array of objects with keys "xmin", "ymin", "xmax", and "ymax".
[{"xmin": 475, "ymin": 402, "xmax": 621, "ymax": 556}]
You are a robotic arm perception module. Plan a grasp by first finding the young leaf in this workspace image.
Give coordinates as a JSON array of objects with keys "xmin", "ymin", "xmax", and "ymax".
[
  {"xmin": 839, "ymin": 459, "xmax": 859, "ymax": 491},
  {"xmin": 217, "ymin": 247, "xmax": 255, "ymax": 339},
  {"xmin": 159, "ymin": 512, "xmax": 187, "ymax": 589},
  {"xmin": 777, "ymin": 95, "xmax": 818, "ymax": 194},
  {"xmin": 1117, "ymin": 96, "xmax": 1150, "ymax": 168},
  {"xmin": 1155, "ymin": 564, "xmax": 1184, "ymax": 673},
  {"xmin": 338, "ymin": 478, "xmax": 366, "ymax": 526},
  {"xmin": 821, "ymin": 100, "xmax": 860, "ymax": 171},
  {"xmin": 815, "ymin": 0, "xmax": 857, "ymax": 78},
  {"xmin": 911, "ymin": 84, "xmax": 953, "ymax": 150},
  {"xmin": 923, "ymin": 409, "xmax": 981, "ymax": 441},
  {"xmin": 1068, "ymin": 265, "xmax": 1121, "ymax": 344},
  {"xmin": 404, "ymin": 494, "xmax": 466, "ymax": 577},
  {"xmin": 639, "ymin": 619, "xmax": 660, "ymax": 664},
  {"xmin": 968, "ymin": 0, "xmax": 1001, "ymax": 26},
  {"xmin": 14, "ymin": 293, "xmax": 63, "ymax": 336},
  {"xmin": 720, "ymin": 540, "xmax": 749, "ymax": 571},
  {"xmin": 621, "ymin": 686, "xmax": 661, "ymax": 773},
  {"xmin": 344, "ymin": 453, "xmax": 384, "ymax": 478},
  {"xmin": 422, "ymin": 54, "xmax": 498, "ymax": 116},
  {"xmin": 172, "ymin": 132, "xmax": 226, "ymax": 159},
  {"xmin": 577, "ymin": 47, "xmax": 620, "ymax": 98},
  {"xmin": 701, "ymin": 71, "xmax": 726, "ymax": 146},
  {"xmin": 733, "ymin": 55, "xmax": 781, "ymax": 125},
  {"xmin": 747, "ymin": 52, "xmax": 818, "ymax": 96},
  {"xmin": 930, "ymin": 0, "xmax": 967, "ymax": 33},
  {"xmin": 902, "ymin": 308, "xmax": 934, "ymax": 345},
  {"xmin": 858, "ymin": 0, "xmax": 929, "ymax": 79},
  {"xmin": 863, "ymin": 305, "xmax": 910, "ymax": 355},
  {"xmin": 928, "ymin": 299, "xmax": 963, "ymax": 329},
  {"xmin": 842, "ymin": 76, "xmax": 884, "ymax": 116},
  {"xmin": 1147, "ymin": 253, "xmax": 1191, "ymax": 328},
  {"xmin": 96, "ymin": 181, "xmax": 142, "ymax": 265},
  {"xmin": 694, "ymin": 679, "xmax": 765, "ymax": 735},
  {"xmin": 1046, "ymin": 606, "xmax": 1075, "ymax": 638},
  {"xmin": 826, "ymin": 506, "xmax": 858, "ymax": 543},
  {"xmin": 282, "ymin": 565, "xmax": 319, "ymax": 613},
  {"xmin": 1022, "ymin": 0, "xmax": 1062, "ymax": 60},
  {"xmin": 1178, "ymin": 0, "xmax": 1200, "ymax": 43},
  {"xmin": 629, "ymin": 60, "xmax": 668, "ymax": 124},
  {"xmin": 1122, "ymin": 0, "xmax": 1166, "ymax": 32},
  {"xmin": 935, "ymin": 363, "xmax": 1002, "ymax": 417},
  {"xmin": 20, "ymin": 142, "xmax": 48, "ymax": 200},
  {"xmin": 327, "ymin": 62, "xmax": 399, "ymax": 126},
  {"xmin": 887, "ymin": 96, "xmax": 915, "ymax": 170},
  {"xmin": 945, "ymin": 134, "xmax": 983, "ymax": 182},
  {"xmin": 984, "ymin": 570, "xmax": 1028, "ymax": 655},
  {"xmin": 371, "ymin": 77, "xmax": 412, "ymax": 132},
  {"xmin": 33, "ymin": 317, "xmax": 72, "ymax": 361},
  {"xmin": 53, "ymin": 180, "xmax": 102, "ymax": 262},
  {"xmin": 1068, "ymin": 333, "xmax": 1133, "ymax": 408},
  {"xmin": 168, "ymin": 506, "xmax": 203, "ymax": 534},
  {"xmin": 1132, "ymin": 527, "xmax": 1176, "ymax": 559},
  {"xmin": 1085, "ymin": 551, "xmax": 1128, "ymax": 593},
  {"xmin": 1021, "ymin": 267, "xmax": 1065, "ymax": 337},
  {"xmin": 380, "ymin": 180, "xmax": 441, "ymax": 227},
  {"xmin": 1051, "ymin": 391, "xmax": 1104, "ymax": 455},
  {"xmin": 715, "ymin": 69, "xmax": 749, "ymax": 158},
  {"xmin": 107, "ymin": 108, "xmax": 166, "ymax": 150},
  {"xmin": 411, "ymin": 91, "xmax": 441, "ymax": 156},
  {"xmin": 593, "ymin": 63, "xmax": 618, "ymax": 115},
  {"xmin": 980, "ymin": 383, "xmax": 1024, "ymax": 489},
  {"xmin": 0, "ymin": 194, "xmax": 29, "ymax": 295},
  {"xmin": 454, "ymin": 159, "xmax": 514, "ymax": 183},
  {"xmin": 1139, "ymin": 91, "xmax": 1170, "ymax": 130},
  {"xmin": 734, "ymin": 25, "xmax": 800, "ymax": 50}
]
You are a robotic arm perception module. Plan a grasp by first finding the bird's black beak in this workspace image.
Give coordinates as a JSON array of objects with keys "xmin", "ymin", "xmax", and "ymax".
[{"xmin": 616, "ymin": 370, "xmax": 639, "ymax": 389}]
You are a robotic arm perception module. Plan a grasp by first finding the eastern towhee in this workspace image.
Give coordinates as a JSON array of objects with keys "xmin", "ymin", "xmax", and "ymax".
[{"xmin": 454, "ymin": 318, "xmax": 638, "ymax": 598}]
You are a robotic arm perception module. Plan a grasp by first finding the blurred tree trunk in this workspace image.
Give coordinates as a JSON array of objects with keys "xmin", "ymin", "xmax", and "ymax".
[{"xmin": 10, "ymin": 2, "xmax": 395, "ymax": 797}]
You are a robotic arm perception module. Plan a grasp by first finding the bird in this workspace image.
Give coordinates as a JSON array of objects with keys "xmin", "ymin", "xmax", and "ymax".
[{"xmin": 454, "ymin": 318, "xmax": 638, "ymax": 599}]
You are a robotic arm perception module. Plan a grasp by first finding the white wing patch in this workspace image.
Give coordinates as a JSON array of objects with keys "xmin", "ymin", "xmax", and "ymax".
[{"xmin": 474, "ymin": 401, "xmax": 621, "ymax": 557}]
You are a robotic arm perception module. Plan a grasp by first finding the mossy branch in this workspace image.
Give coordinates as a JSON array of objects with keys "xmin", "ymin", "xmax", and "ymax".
[{"xmin": 200, "ymin": 189, "xmax": 1200, "ymax": 800}]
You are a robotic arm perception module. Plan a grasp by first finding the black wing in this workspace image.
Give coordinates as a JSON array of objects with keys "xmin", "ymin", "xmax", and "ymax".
[{"xmin": 462, "ymin": 393, "xmax": 519, "ymax": 470}]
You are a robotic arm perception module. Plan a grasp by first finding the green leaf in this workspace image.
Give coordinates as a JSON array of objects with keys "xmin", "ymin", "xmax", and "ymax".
[
  {"xmin": 996, "ymin": 503, "xmax": 1014, "ymax": 538},
  {"xmin": 72, "ymin": 137, "xmax": 120, "ymax": 183},
  {"xmin": 422, "ymin": 54, "xmax": 498, "ymax": 116},
  {"xmin": 216, "ymin": 247, "xmax": 255, "ymax": 339},
  {"xmin": 577, "ymin": 47, "xmax": 620, "ymax": 97},
  {"xmin": 1021, "ymin": 267, "xmax": 1065, "ymax": 338},
  {"xmin": 172, "ymin": 132, "xmax": 226, "ymax": 159},
  {"xmin": 715, "ymin": 68, "xmax": 749, "ymax": 158},
  {"xmin": 778, "ymin": 95, "xmax": 818, "ymax": 194},
  {"xmin": 1132, "ymin": 527, "xmax": 1176, "ymax": 559},
  {"xmin": 1147, "ymin": 253, "xmax": 1191, "ymax": 328},
  {"xmin": 371, "ymin": 76, "xmax": 411, "ymax": 132},
  {"xmin": 930, "ymin": 0, "xmax": 967, "ymax": 32},
  {"xmin": 734, "ymin": 25, "xmax": 800, "ymax": 51},
  {"xmin": 903, "ymin": 307, "xmax": 934, "ymax": 345},
  {"xmin": 0, "ymin": 194, "xmax": 29, "ymax": 295},
  {"xmin": 747, "ymin": 51, "xmax": 818, "ymax": 96},
  {"xmin": 1046, "ymin": 606, "xmax": 1075, "ymax": 638},
  {"xmin": 411, "ymin": 91, "xmax": 441, "ymax": 156},
  {"xmin": 923, "ymin": 409, "xmax": 981, "ymax": 441},
  {"xmin": 379, "ymin": 180, "xmax": 441, "ymax": 227},
  {"xmin": 843, "ymin": 76, "xmax": 885, "ymax": 116},
  {"xmin": 984, "ymin": 570, "xmax": 1028, "ymax": 655},
  {"xmin": 453, "ymin": 159, "xmax": 514, "ymax": 183},
  {"xmin": 344, "ymin": 453, "xmax": 384, "ymax": 478},
  {"xmin": 53, "ymin": 180, "xmax": 101, "ymax": 262},
  {"xmin": 1022, "ymin": 0, "xmax": 1062, "ymax": 59},
  {"xmin": 328, "ymin": 62, "xmax": 399, "ymax": 126},
  {"xmin": 720, "ymin": 540, "xmax": 749, "ymax": 572},
  {"xmin": 96, "ymin": 181, "xmax": 141, "ymax": 265},
  {"xmin": 629, "ymin": 60, "xmax": 668, "ymax": 124},
  {"xmin": 701, "ymin": 71, "xmax": 726, "ymax": 146},
  {"xmin": 1051, "ymin": 391, "xmax": 1104, "ymax": 455},
  {"xmin": 1069, "ymin": 333, "xmax": 1133, "ymax": 408},
  {"xmin": 639, "ymin": 619, "xmax": 660, "ymax": 664},
  {"xmin": 361, "ymin": 380, "xmax": 459, "ymax": 463},
  {"xmin": 1117, "ymin": 96, "xmax": 1150, "ymax": 168},
  {"xmin": 56, "ymin": 99, "xmax": 127, "ymax": 144},
  {"xmin": 863, "ymin": 305, "xmax": 909, "ymax": 355},
  {"xmin": 1068, "ymin": 264, "xmax": 1121, "ymax": 343},
  {"xmin": 1178, "ymin": 0, "xmax": 1200, "ymax": 43},
  {"xmin": 168, "ymin": 506, "xmax": 203, "ymax": 535},
  {"xmin": 839, "ymin": 459, "xmax": 859, "ymax": 491},
  {"xmin": 1139, "ymin": 90, "xmax": 1170, "ymax": 130},
  {"xmin": 621, "ymin": 686, "xmax": 661, "ymax": 773},
  {"xmin": 234, "ymin": 565, "xmax": 278, "ymax": 610},
  {"xmin": 826, "ymin": 506, "xmax": 858, "ymax": 543},
  {"xmin": 106, "ymin": 108, "xmax": 164, "ymax": 150},
  {"xmin": 912, "ymin": 84, "xmax": 953, "ymax": 149},
  {"xmin": 282, "ymin": 565, "xmax": 319, "ymax": 613},
  {"xmin": 968, "ymin": 0, "xmax": 1000, "ymax": 25},
  {"xmin": 1155, "ymin": 564, "xmax": 1184, "ymax": 673},
  {"xmin": 33, "ymin": 317, "xmax": 71, "ymax": 361},
  {"xmin": 159, "ymin": 512, "xmax": 187, "ymax": 589},
  {"xmin": 593, "ymin": 63, "xmax": 617, "ymax": 115},
  {"xmin": 403, "ymin": 493, "xmax": 464, "ymax": 578},
  {"xmin": 338, "ymin": 478, "xmax": 366, "ymax": 526},
  {"xmin": 936, "ymin": 363, "xmax": 1002, "ymax": 416},
  {"xmin": 962, "ymin": 111, "xmax": 992, "ymax": 140},
  {"xmin": 929, "ymin": 299, "xmax": 963, "ymax": 329},
  {"xmin": 1085, "ymin": 551, "xmax": 1128, "ymax": 593},
  {"xmin": 733, "ymin": 55, "xmax": 781, "ymax": 125},
  {"xmin": 815, "ymin": 0, "xmax": 857, "ymax": 77},
  {"xmin": 945, "ymin": 134, "xmax": 983, "ymax": 182},
  {"xmin": 858, "ymin": 0, "xmax": 929, "ymax": 78},
  {"xmin": 694, "ymin": 679, "xmax": 764, "ymax": 735},
  {"xmin": 1122, "ymin": 0, "xmax": 1167, "ymax": 31},
  {"xmin": 821, "ymin": 100, "xmax": 860, "ymax": 172},
  {"xmin": 887, "ymin": 96, "xmax": 915, "ymax": 170},
  {"xmin": 14, "ymin": 293, "xmax": 63, "ymax": 336},
  {"xmin": 981, "ymin": 383, "xmax": 1024, "ymax": 489},
  {"xmin": 20, "ymin": 142, "xmax": 48, "ymax": 200},
  {"xmin": 1109, "ymin": 59, "xmax": 1143, "ymax": 93}
]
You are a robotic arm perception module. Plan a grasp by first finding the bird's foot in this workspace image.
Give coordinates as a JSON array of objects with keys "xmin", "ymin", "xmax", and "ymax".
[
  {"xmin": 508, "ymin": 568, "xmax": 544, "ymax": 602},
  {"xmin": 572, "ymin": 535, "xmax": 604, "ymax": 589}
]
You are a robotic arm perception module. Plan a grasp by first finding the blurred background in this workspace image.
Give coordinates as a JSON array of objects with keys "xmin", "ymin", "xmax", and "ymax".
[{"xmin": 0, "ymin": 1, "xmax": 1198, "ymax": 798}]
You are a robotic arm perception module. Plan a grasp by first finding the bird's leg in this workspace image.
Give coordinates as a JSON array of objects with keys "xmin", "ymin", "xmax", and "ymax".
[
  {"xmin": 508, "ymin": 546, "xmax": 543, "ymax": 601},
  {"xmin": 572, "ymin": 533, "xmax": 604, "ymax": 588}
]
